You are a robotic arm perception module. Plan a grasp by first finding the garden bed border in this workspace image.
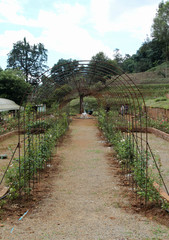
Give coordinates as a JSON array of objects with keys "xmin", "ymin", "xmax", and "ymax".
[
  {"xmin": 118, "ymin": 126, "xmax": 169, "ymax": 203},
  {"xmin": 119, "ymin": 127, "xmax": 169, "ymax": 142},
  {"xmin": 0, "ymin": 130, "xmax": 18, "ymax": 141},
  {"xmin": 0, "ymin": 129, "xmax": 45, "ymax": 142}
]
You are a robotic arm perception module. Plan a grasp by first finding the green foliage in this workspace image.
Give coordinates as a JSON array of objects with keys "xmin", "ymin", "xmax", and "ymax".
[
  {"xmin": 89, "ymin": 52, "xmax": 122, "ymax": 81},
  {"xmin": 118, "ymin": 2, "xmax": 169, "ymax": 74},
  {"xmin": 152, "ymin": 1, "xmax": 169, "ymax": 60},
  {"xmin": 0, "ymin": 199, "xmax": 6, "ymax": 209},
  {"xmin": 115, "ymin": 84, "xmax": 169, "ymax": 99},
  {"xmin": 0, "ymin": 111, "xmax": 18, "ymax": 135},
  {"xmin": 145, "ymin": 97, "xmax": 169, "ymax": 109},
  {"xmin": 121, "ymin": 54, "xmax": 136, "ymax": 73},
  {"xmin": 146, "ymin": 117, "xmax": 169, "ymax": 134},
  {"xmin": 50, "ymin": 58, "xmax": 108, "ymax": 113},
  {"xmin": 155, "ymin": 97, "xmax": 167, "ymax": 102},
  {"xmin": 27, "ymin": 120, "xmax": 50, "ymax": 130},
  {"xmin": 51, "ymin": 58, "xmax": 78, "ymax": 85},
  {"xmin": 69, "ymin": 96, "xmax": 99, "ymax": 115},
  {"xmin": 113, "ymin": 48, "xmax": 123, "ymax": 67},
  {"xmin": 5, "ymin": 110, "xmax": 69, "ymax": 199},
  {"xmin": 7, "ymin": 37, "xmax": 48, "ymax": 84},
  {"xmin": 115, "ymin": 137, "xmax": 135, "ymax": 164},
  {"xmin": 0, "ymin": 69, "xmax": 32, "ymax": 104},
  {"xmin": 98, "ymin": 107, "xmax": 167, "ymax": 208},
  {"xmin": 84, "ymin": 97, "xmax": 98, "ymax": 113},
  {"xmin": 133, "ymin": 153, "xmax": 161, "ymax": 202},
  {"xmin": 121, "ymin": 39, "xmax": 164, "ymax": 73},
  {"xmin": 147, "ymin": 61, "xmax": 169, "ymax": 73},
  {"xmin": 52, "ymin": 84, "xmax": 72, "ymax": 103}
]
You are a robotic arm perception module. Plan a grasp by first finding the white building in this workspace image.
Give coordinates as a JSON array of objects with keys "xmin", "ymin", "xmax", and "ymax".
[{"xmin": 0, "ymin": 98, "xmax": 21, "ymax": 112}]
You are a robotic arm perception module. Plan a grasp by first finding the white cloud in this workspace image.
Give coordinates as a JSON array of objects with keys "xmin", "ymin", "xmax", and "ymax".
[
  {"xmin": 0, "ymin": 0, "xmax": 23, "ymax": 23},
  {"xmin": 0, "ymin": 0, "xmax": 161, "ymax": 68},
  {"xmin": 113, "ymin": 5, "xmax": 159, "ymax": 40},
  {"xmin": 0, "ymin": 49, "xmax": 8, "ymax": 57},
  {"xmin": 42, "ymin": 25, "xmax": 112, "ymax": 61},
  {"xmin": 53, "ymin": 2, "xmax": 86, "ymax": 24},
  {"xmin": 0, "ymin": 30, "xmax": 36, "ymax": 68},
  {"xmin": 30, "ymin": 2, "xmax": 112, "ymax": 60},
  {"xmin": 0, "ymin": 30, "xmax": 39, "ymax": 56},
  {"xmin": 0, "ymin": 1, "xmax": 87, "ymax": 29},
  {"xmin": 90, "ymin": 0, "xmax": 159, "ymax": 40},
  {"xmin": 0, "ymin": 0, "xmax": 112, "ymax": 65},
  {"xmin": 90, "ymin": 0, "xmax": 116, "ymax": 34}
]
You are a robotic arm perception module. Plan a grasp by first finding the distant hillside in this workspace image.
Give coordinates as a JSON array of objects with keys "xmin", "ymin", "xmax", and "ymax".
[
  {"xmin": 126, "ymin": 62, "xmax": 169, "ymax": 85},
  {"xmin": 147, "ymin": 62, "xmax": 169, "ymax": 73}
]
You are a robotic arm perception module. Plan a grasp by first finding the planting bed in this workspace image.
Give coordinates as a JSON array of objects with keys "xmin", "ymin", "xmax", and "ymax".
[
  {"xmin": 0, "ymin": 132, "xmax": 42, "ymax": 190},
  {"xmin": 0, "ymin": 134, "xmax": 23, "ymax": 182},
  {"xmin": 135, "ymin": 132, "xmax": 169, "ymax": 193}
]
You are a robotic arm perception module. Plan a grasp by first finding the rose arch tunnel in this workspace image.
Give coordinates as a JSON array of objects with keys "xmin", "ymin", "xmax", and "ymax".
[{"xmin": 0, "ymin": 60, "xmax": 168, "ymax": 208}]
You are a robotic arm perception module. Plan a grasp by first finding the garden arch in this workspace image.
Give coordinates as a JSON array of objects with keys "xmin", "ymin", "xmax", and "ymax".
[{"xmin": 0, "ymin": 60, "xmax": 168, "ymax": 209}]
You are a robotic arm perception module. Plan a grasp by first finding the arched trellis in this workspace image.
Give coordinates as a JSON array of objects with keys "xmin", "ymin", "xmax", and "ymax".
[{"xmin": 0, "ymin": 60, "xmax": 168, "ymax": 208}]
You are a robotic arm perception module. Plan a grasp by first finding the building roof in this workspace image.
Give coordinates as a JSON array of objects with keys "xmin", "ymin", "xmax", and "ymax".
[{"xmin": 0, "ymin": 98, "xmax": 20, "ymax": 112}]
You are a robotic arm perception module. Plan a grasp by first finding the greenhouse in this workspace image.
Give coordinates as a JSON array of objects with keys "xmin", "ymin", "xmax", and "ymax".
[{"xmin": 0, "ymin": 98, "xmax": 21, "ymax": 112}]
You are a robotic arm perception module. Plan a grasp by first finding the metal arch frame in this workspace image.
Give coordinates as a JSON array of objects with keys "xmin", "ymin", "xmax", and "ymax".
[{"xmin": 0, "ymin": 60, "xmax": 168, "ymax": 207}]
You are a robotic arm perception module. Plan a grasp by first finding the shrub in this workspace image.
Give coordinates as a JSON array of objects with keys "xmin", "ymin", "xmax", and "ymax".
[
  {"xmin": 5, "ymin": 112, "xmax": 69, "ymax": 199},
  {"xmin": 98, "ymin": 107, "xmax": 168, "ymax": 209}
]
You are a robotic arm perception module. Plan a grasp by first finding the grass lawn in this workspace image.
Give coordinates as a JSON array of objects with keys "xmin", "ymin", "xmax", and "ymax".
[{"xmin": 145, "ymin": 97, "xmax": 169, "ymax": 109}]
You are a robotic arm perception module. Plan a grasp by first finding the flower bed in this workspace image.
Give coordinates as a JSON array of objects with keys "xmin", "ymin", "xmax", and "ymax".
[
  {"xmin": 2, "ymin": 112, "xmax": 69, "ymax": 200},
  {"xmin": 98, "ymin": 108, "xmax": 169, "ymax": 210}
]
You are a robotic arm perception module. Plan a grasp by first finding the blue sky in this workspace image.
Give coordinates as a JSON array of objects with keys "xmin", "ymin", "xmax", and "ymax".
[{"xmin": 0, "ymin": 0, "xmax": 161, "ymax": 69}]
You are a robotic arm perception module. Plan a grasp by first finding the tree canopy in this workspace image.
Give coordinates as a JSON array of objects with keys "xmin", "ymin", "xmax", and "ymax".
[
  {"xmin": 122, "ymin": 38, "xmax": 164, "ymax": 73},
  {"xmin": 0, "ymin": 69, "xmax": 32, "ymax": 104},
  {"xmin": 51, "ymin": 58, "xmax": 78, "ymax": 85},
  {"xmin": 38, "ymin": 54, "xmax": 122, "ymax": 113},
  {"xmin": 152, "ymin": 1, "xmax": 169, "ymax": 42},
  {"xmin": 89, "ymin": 52, "xmax": 121, "ymax": 84},
  {"xmin": 151, "ymin": 1, "xmax": 169, "ymax": 61},
  {"xmin": 7, "ymin": 37, "xmax": 48, "ymax": 85},
  {"xmin": 110, "ymin": 2, "xmax": 169, "ymax": 73}
]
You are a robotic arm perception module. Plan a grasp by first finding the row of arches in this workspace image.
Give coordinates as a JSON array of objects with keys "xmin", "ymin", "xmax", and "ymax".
[{"xmin": 0, "ymin": 60, "xmax": 168, "ymax": 208}]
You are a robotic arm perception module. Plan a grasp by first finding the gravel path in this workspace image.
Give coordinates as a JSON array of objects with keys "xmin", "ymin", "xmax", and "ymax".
[{"xmin": 1, "ymin": 118, "xmax": 169, "ymax": 240}]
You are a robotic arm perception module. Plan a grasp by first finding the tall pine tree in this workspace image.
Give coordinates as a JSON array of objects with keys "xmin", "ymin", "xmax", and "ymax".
[{"xmin": 7, "ymin": 37, "xmax": 48, "ymax": 85}]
